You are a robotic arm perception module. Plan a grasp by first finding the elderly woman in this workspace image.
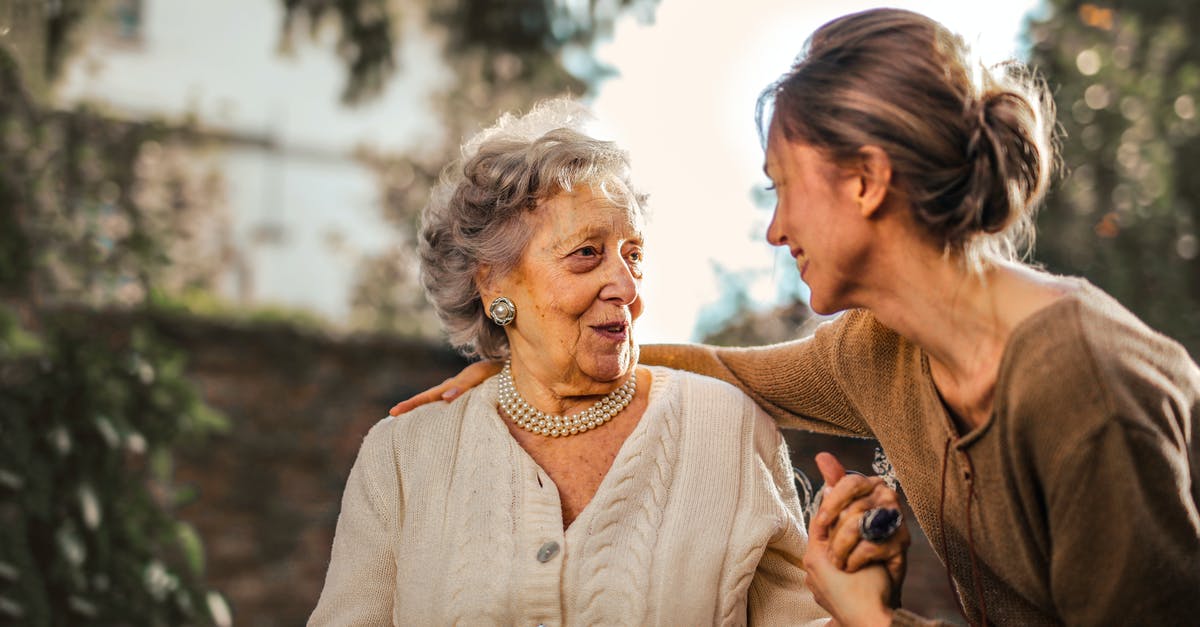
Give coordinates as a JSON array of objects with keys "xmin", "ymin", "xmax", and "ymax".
[{"xmin": 308, "ymin": 101, "xmax": 886, "ymax": 625}]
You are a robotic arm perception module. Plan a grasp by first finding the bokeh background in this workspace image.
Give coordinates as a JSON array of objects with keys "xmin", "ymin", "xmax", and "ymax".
[{"xmin": 1, "ymin": 0, "xmax": 1196, "ymax": 624}]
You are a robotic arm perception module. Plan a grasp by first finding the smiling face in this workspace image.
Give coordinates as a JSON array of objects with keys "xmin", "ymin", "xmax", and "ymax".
[
  {"xmin": 483, "ymin": 185, "xmax": 645, "ymax": 395},
  {"xmin": 763, "ymin": 122, "xmax": 876, "ymax": 315}
]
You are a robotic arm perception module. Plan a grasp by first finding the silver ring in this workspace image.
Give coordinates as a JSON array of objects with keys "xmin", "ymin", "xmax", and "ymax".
[
  {"xmin": 488, "ymin": 296, "xmax": 516, "ymax": 326},
  {"xmin": 859, "ymin": 507, "xmax": 902, "ymax": 543}
]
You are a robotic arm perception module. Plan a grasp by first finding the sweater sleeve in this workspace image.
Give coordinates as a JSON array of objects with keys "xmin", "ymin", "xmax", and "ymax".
[
  {"xmin": 640, "ymin": 313, "xmax": 871, "ymax": 437},
  {"xmin": 746, "ymin": 403, "xmax": 830, "ymax": 626},
  {"xmin": 1045, "ymin": 418, "xmax": 1200, "ymax": 623},
  {"xmin": 309, "ymin": 419, "xmax": 400, "ymax": 626}
]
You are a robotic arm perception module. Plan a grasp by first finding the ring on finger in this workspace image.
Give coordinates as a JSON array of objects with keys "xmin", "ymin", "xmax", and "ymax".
[{"xmin": 859, "ymin": 507, "xmax": 902, "ymax": 543}]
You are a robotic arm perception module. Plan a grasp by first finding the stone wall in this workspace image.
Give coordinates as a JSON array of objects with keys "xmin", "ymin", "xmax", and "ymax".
[{"xmin": 157, "ymin": 314, "xmax": 468, "ymax": 626}]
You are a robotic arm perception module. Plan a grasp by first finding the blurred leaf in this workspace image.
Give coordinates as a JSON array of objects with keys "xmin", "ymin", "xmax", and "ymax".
[{"xmin": 176, "ymin": 523, "xmax": 205, "ymax": 577}]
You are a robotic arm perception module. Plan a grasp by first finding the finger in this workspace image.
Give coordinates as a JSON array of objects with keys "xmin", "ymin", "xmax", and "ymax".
[
  {"xmin": 389, "ymin": 361, "xmax": 502, "ymax": 416},
  {"xmin": 846, "ymin": 517, "xmax": 910, "ymax": 580},
  {"xmin": 815, "ymin": 451, "xmax": 847, "ymax": 486},
  {"xmin": 815, "ymin": 474, "xmax": 883, "ymax": 527},
  {"xmin": 844, "ymin": 537, "xmax": 895, "ymax": 573},
  {"xmin": 389, "ymin": 379, "xmax": 455, "ymax": 416},
  {"xmin": 886, "ymin": 530, "xmax": 910, "ymax": 588},
  {"xmin": 866, "ymin": 481, "xmax": 902, "ymax": 509},
  {"xmin": 827, "ymin": 505, "xmax": 876, "ymax": 569},
  {"xmin": 834, "ymin": 486, "xmax": 906, "ymax": 567},
  {"xmin": 464, "ymin": 359, "xmax": 503, "ymax": 384},
  {"xmin": 808, "ymin": 486, "xmax": 834, "ymax": 542}
]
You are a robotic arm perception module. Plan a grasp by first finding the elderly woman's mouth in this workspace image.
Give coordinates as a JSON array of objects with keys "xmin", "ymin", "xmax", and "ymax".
[{"xmin": 591, "ymin": 321, "xmax": 630, "ymax": 341}]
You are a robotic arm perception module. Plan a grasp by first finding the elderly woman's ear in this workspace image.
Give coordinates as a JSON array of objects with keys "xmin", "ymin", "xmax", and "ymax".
[
  {"xmin": 477, "ymin": 265, "xmax": 519, "ymax": 328},
  {"xmin": 476, "ymin": 265, "xmax": 500, "ymax": 317}
]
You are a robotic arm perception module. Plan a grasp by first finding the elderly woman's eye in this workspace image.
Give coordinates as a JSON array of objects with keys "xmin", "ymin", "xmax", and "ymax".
[
  {"xmin": 627, "ymin": 249, "xmax": 643, "ymax": 263},
  {"xmin": 576, "ymin": 246, "xmax": 600, "ymax": 257}
]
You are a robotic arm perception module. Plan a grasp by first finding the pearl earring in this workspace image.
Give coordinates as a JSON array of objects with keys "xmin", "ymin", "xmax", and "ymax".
[{"xmin": 488, "ymin": 296, "xmax": 516, "ymax": 326}]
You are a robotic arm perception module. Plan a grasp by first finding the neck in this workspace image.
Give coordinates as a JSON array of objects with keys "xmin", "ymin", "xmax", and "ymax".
[
  {"xmin": 852, "ymin": 246, "xmax": 1067, "ymax": 428},
  {"xmin": 507, "ymin": 358, "xmax": 635, "ymax": 416}
]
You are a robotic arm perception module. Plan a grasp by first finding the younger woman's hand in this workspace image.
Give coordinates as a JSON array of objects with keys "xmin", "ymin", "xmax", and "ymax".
[
  {"xmin": 388, "ymin": 360, "xmax": 502, "ymax": 415},
  {"xmin": 809, "ymin": 452, "xmax": 910, "ymax": 603},
  {"xmin": 804, "ymin": 534, "xmax": 893, "ymax": 627}
]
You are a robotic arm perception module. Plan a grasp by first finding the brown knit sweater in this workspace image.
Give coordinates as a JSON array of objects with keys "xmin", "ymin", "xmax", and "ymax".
[{"xmin": 642, "ymin": 280, "xmax": 1200, "ymax": 626}]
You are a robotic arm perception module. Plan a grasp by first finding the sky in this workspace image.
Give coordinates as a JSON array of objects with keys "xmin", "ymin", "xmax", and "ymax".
[
  {"xmin": 54, "ymin": 0, "xmax": 1042, "ymax": 343},
  {"xmin": 589, "ymin": 0, "xmax": 1042, "ymax": 343}
]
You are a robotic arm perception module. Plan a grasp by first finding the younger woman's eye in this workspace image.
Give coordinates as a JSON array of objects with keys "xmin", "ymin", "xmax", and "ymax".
[{"xmin": 764, "ymin": 183, "xmax": 777, "ymax": 191}]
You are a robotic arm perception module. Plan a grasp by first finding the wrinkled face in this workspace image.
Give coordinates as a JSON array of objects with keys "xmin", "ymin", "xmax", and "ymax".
[
  {"xmin": 763, "ymin": 122, "xmax": 871, "ymax": 314},
  {"xmin": 487, "ymin": 185, "xmax": 645, "ymax": 391}
]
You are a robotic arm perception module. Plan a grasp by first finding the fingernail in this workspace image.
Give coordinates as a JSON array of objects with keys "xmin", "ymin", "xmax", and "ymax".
[
  {"xmin": 389, "ymin": 407, "xmax": 400, "ymax": 416},
  {"xmin": 442, "ymin": 387, "xmax": 460, "ymax": 400}
]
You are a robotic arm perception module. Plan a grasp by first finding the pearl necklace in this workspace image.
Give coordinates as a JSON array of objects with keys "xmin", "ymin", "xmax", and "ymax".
[{"xmin": 497, "ymin": 361, "xmax": 636, "ymax": 437}]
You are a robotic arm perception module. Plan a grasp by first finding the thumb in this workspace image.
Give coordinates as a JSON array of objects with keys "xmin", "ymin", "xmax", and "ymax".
[{"xmin": 815, "ymin": 451, "xmax": 846, "ymax": 487}]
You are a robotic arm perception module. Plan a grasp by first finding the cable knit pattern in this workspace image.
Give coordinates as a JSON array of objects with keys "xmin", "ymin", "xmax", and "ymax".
[
  {"xmin": 573, "ymin": 371, "xmax": 678, "ymax": 625},
  {"xmin": 309, "ymin": 366, "xmax": 828, "ymax": 626},
  {"xmin": 642, "ymin": 278, "xmax": 1200, "ymax": 626}
]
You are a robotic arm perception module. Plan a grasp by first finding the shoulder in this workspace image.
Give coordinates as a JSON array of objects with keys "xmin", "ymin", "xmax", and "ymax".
[
  {"xmin": 648, "ymin": 365, "xmax": 763, "ymax": 417},
  {"xmin": 1001, "ymin": 281, "xmax": 1200, "ymax": 437},
  {"xmin": 386, "ymin": 393, "xmax": 464, "ymax": 434},
  {"xmin": 1068, "ymin": 284, "xmax": 1197, "ymax": 383},
  {"xmin": 647, "ymin": 366, "xmax": 784, "ymax": 453},
  {"xmin": 359, "ymin": 386, "xmax": 481, "ymax": 465}
]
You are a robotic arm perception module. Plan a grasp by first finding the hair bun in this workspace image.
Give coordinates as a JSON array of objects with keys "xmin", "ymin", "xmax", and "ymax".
[{"xmin": 960, "ymin": 88, "xmax": 1048, "ymax": 236}]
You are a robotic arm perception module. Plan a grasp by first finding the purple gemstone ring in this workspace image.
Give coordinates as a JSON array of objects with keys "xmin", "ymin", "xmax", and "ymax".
[{"xmin": 859, "ymin": 507, "xmax": 902, "ymax": 543}]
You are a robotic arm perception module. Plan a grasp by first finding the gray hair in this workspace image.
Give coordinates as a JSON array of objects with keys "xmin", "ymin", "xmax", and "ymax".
[{"xmin": 419, "ymin": 98, "xmax": 647, "ymax": 359}]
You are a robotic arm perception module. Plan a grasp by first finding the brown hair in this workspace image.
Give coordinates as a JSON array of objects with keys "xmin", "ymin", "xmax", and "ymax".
[{"xmin": 758, "ymin": 8, "xmax": 1057, "ymax": 266}]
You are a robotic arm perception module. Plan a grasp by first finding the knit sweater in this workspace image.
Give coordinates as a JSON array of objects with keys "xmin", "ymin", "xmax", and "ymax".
[
  {"xmin": 642, "ymin": 279, "xmax": 1200, "ymax": 626},
  {"xmin": 309, "ymin": 366, "xmax": 829, "ymax": 626}
]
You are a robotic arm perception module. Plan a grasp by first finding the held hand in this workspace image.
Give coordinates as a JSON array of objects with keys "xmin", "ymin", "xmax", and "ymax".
[
  {"xmin": 804, "ymin": 515, "xmax": 893, "ymax": 627},
  {"xmin": 388, "ymin": 360, "xmax": 502, "ymax": 415},
  {"xmin": 810, "ymin": 452, "xmax": 910, "ymax": 603}
]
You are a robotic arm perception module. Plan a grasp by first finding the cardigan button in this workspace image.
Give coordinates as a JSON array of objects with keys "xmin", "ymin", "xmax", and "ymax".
[{"xmin": 537, "ymin": 541, "xmax": 560, "ymax": 562}]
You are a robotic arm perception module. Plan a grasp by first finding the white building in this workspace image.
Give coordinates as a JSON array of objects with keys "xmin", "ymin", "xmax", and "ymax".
[{"xmin": 56, "ymin": 0, "xmax": 451, "ymax": 325}]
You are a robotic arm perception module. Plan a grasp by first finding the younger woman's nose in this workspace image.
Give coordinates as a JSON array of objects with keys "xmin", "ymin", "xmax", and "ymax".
[{"xmin": 766, "ymin": 211, "xmax": 788, "ymax": 247}]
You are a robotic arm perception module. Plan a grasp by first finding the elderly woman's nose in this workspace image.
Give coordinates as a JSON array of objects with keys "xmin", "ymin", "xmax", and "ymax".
[{"xmin": 599, "ymin": 256, "xmax": 640, "ymax": 304}]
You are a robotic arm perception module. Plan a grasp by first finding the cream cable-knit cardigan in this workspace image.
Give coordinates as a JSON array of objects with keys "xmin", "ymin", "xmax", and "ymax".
[{"xmin": 309, "ymin": 366, "xmax": 829, "ymax": 626}]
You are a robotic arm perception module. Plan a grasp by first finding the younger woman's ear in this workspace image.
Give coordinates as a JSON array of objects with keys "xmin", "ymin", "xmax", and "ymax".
[{"xmin": 855, "ymin": 145, "xmax": 892, "ymax": 218}]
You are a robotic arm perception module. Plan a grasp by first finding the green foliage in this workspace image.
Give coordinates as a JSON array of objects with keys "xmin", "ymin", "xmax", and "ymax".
[
  {"xmin": 0, "ymin": 38, "xmax": 226, "ymax": 625},
  {"xmin": 1029, "ymin": 1, "xmax": 1200, "ymax": 356},
  {"xmin": 0, "ymin": 309, "xmax": 227, "ymax": 625}
]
